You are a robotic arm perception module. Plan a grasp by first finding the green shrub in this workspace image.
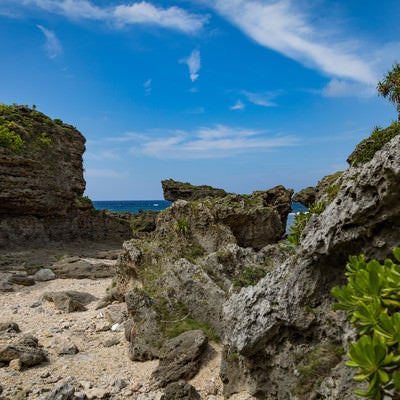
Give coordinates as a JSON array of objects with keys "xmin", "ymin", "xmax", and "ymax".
[
  {"xmin": 36, "ymin": 132, "xmax": 51, "ymax": 148},
  {"xmin": 331, "ymin": 248, "xmax": 400, "ymax": 399},
  {"xmin": 233, "ymin": 264, "xmax": 268, "ymax": 288},
  {"xmin": 347, "ymin": 122, "xmax": 400, "ymax": 166},
  {"xmin": 0, "ymin": 124, "xmax": 23, "ymax": 152},
  {"xmin": 287, "ymin": 202, "xmax": 325, "ymax": 246},
  {"xmin": 175, "ymin": 218, "xmax": 190, "ymax": 235}
]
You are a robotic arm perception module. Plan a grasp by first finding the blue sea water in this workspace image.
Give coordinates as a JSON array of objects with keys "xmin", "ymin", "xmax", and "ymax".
[
  {"xmin": 92, "ymin": 200, "xmax": 172, "ymax": 214},
  {"xmin": 93, "ymin": 200, "xmax": 307, "ymax": 234}
]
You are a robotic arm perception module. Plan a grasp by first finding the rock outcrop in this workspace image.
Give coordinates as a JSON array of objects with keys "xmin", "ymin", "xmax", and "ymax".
[
  {"xmin": 115, "ymin": 184, "xmax": 294, "ymax": 373},
  {"xmin": 221, "ymin": 135, "xmax": 400, "ymax": 399},
  {"xmin": 0, "ymin": 104, "xmax": 131, "ymax": 247},
  {"xmin": 162, "ymin": 179, "xmax": 228, "ymax": 202},
  {"xmin": 293, "ymin": 171, "xmax": 343, "ymax": 207}
]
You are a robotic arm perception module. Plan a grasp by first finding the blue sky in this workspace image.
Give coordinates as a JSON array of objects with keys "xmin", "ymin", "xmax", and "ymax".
[{"xmin": 1, "ymin": 0, "xmax": 399, "ymax": 199}]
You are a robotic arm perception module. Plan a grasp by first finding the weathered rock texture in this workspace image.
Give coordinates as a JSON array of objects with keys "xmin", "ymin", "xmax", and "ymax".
[
  {"xmin": 0, "ymin": 105, "xmax": 131, "ymax": 247},
  {"xmin": 162, "ymin": 179, "xmax": 228, "ymax": 202},
  {"xmin": 115, "ymin": 184, "xmax": 294, "ymax": 367},
  {"xmin": 221, "ymin": 135, "xmax": 400, "ymax": 399}
]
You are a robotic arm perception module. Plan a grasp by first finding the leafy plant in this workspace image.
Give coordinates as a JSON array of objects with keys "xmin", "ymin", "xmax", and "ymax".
[
  {"xmin": 36, "ymin": 132, "xmax": 51, "ymax": 148},
  {"xmin": 331, "ymin": 248, "xmax": 400, "ymax": 399},
  {"xmin": 377, "ymin": 63, "xmax": 400, "ymax": 120},
  {"xmin": 174, "ymin": 218, "xmax": 190, "ymax": 235},
  {"xmin": 0, "ymin": 124, "xmax": 23, "ymax": 152},
  {"xmin": 287, "ymin": 202, "xmax": 325, "ymax": 246}
]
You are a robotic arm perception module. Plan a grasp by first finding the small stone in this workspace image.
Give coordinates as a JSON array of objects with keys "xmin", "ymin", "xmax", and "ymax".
[
  {"xmin": 33, "ymin": 268, "xmax": 57, "ymax": 282},
  {"xmin": 0, "ymin": 322, "xmax": 20, "ymax": 334},
  {"xmin": 9, "ymin": 358, "xmax": 22, "ymax": 371},
  {"xmin": 57, "ymin": 343, "xmax": 79, "ymax": 355},
  {"xmin": 103, "ymin": 338, "xmax": 120, "ymax": 348}
]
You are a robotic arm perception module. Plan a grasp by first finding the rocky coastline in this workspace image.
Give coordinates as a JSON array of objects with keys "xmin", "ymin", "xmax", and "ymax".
[{"xmin": 1, "ymin": 104, "xmax": 400, "ymax": 399}]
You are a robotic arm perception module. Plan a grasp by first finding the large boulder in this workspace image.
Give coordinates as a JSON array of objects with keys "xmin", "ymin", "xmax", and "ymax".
[
  {"xmin": 221, "ymin": 135, "xmax": 400, "ymax": 399},
  {"xmin": 0, "ymin": 104, "xmax": 131, "ymax": 247}
]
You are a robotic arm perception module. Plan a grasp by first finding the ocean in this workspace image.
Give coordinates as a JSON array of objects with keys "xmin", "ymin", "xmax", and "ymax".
[{"xmin": 92, "ymin": 200, "xmax": 307, "ymax": 233}]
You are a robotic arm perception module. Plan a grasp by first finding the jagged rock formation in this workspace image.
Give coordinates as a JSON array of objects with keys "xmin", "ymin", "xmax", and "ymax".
[
  {"xmin": 0, "ymin": 104, "xmax": 131, "ymax": 247},
  {"xmin": 162, "ymin": 179, "xmax": 228, "ymax": 202},
  {"xmin": 221, "ymin": 135, "xmax": 400, "ymax": 399},
  {"xmin": 115, "ymin": 184, "xmax": 294, "ymax": 365},
  {"xmin": 293, "ymin": 171, "xmax": 343, "ymax": 207}
]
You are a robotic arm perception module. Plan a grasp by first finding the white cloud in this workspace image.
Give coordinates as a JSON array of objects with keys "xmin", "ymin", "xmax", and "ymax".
[
  {"xmin": 128, "ymin": 124, "xmax": 298, "ymax": 159},
  {"xmin": 322, "ymin": 79, "xmax": 375, "ymax": 98},
  {"xmin": 207, "ymin": 0, "xmax": 378, "ymax": 86},
  {"xmin": 180, "ymin": 49, "xmax": 201, "ymax": 82},
  {"xmin": 230, "ymin": 100, "xmax": 245, "ymax": 110},
  {"xmin": 113, "ymin": 2, "xmax": 208, "ymax": 34},
  {"xmin": 37, "ymin": 24, "xmax": 62, "ymax": 58},
  {"xmin": 22, "ymin": 0, "xmax": 208, "ymax": 34}
]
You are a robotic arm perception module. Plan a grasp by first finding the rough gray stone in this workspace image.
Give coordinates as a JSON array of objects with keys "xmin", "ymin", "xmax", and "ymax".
[
  {"xmin": 161, "ymin": 381, "xmax": 201, "ymax": 400},
  {"xmin": 221, "ymin": 136, "xmax": 400, "ymax": 398},
  {"xmin": 0, "ymin": 322, "xmax": 20, "ymax": 334},
  {"xmin": 42, "ymin": 291, "xmax": 97, "ymax": 313},
  {"xmin": 0, "ymin": 334, "xmax": 47, "ymax": 367},
  {"xmin": 45, "ymin": 382, "xmax": 76, "ymax": 400},
  {"xmin": 33, "ymin": 268, "xmax": 56, "ymax": 281},
  {"xmin": 152, "ymin": 330, "xmax": 208, "ymax": 388}
]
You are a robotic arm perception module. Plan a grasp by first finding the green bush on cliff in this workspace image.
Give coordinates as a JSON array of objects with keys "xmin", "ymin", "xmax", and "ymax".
[
  {"xmin": 331, "ymin": 248, "xmax": 400, "ymax": 399},
  {"xmin": 0, "ymin": 124, "xmax": 23, "ymax": 152},
  {"xmin": 347, "ymin": 122, "xmax": 400, "ymax": 166}
]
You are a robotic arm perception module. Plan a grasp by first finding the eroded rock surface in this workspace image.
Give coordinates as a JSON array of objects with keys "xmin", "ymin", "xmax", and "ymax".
[
  {"xmin": 221, "ymin": 136, "xmax": 400, "ymax": 399},
  {"xmin": 0, "ymin": 105, "xmax": 131, "ymax": 247}
]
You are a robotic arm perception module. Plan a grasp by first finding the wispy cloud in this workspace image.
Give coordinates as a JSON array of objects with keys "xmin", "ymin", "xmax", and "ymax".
[
  {"xmin": 143, "ymin": 78, "xmax": 152, "ymax": 96},
  {"xmin": 230, "ymin": 100, "xmax": 245, "ymax": 110},
  {"xmin": 37, "ymin": 24, "xmax": 62, "ymax": 58},
  {"xmin": 21, "ymin": 0, "xmax": 208, "ymax": 34},
  {"xmin": 241, "ymin": 91, "xmax": 280, "ymax": 107},
  {"xmin": 180, "ymin": 49, "xmax": 201, "ymax": 82},
  {"xmin": 207, "ymin": 0, "xmax": 378, "ymax": 87},
  {"xmin": 113, "ymin": 3, "xmax": 207, "ymax": 34},
  {"xmin": 127, "ymin": 124, "xmax": 298, "ymax": 159}
]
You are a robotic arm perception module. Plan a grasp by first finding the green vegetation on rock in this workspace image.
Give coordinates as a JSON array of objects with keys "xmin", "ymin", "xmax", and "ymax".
[
  {"xmin": 232, "ymin": 264, "xmax": 268, "ymax": 289},
  {"xmin": 0, "ymin": 124, "xmax": 23, "ymax": 152},
  {"xmin": 287, "ymin": 202, "xmax": 325, "ymax": 246},
  {"xmin": 347, "ymin": 122, "xmax": 400, "ymax": 166},
  {"xmin": 332, "ymin": 248, "xmax": 400, "ymax": 399}
]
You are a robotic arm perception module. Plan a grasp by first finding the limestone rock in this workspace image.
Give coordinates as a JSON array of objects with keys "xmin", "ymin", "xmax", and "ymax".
[
  {"xmin": 45, "ymin": 382, "xmax": 76, "ymax": 400},
  {"xmin": 0, "ymin": 334, "xmax": 47, "ymax": 367},
  {"xmin": 161, "ymin": 381, "xmax": 201, "ymax": 400},
  {"xmin": 0, "ymin": 104, "xmax": 132, "ymax": 247},
  {"xmin": 162, "ymin": 179, "xmax": 228, "ymax": 202},
  {"xmin": 152, "ymin": 330, "xmax": 208, "ymax": 388},
  {"xmin": 33, "ymin": 268, "xmax": 56, "ymax": 281},
  {"xmin": 51, "ymin": 257, "xmax": 115, "ymax": 279},
  {"xmin": 292, "ymin": 186, "xmax": 316, "ymax": 207},
  {"xmin": 8, "ymin": 273, "xmax": 35, "ymax": 286},
  {"xmin": 0, "ymin": 322, "xmax": 20, "ymax": 334},
  {"xmin": 42, "ymin": 290, "xmax": 97, "ymax": 313},
  {"xmin": 125, "ymin": 289, "xmax": 162, "ymax": 361},
  {"xmin": 221, "ymin": 135, "xmax": 400, "ymax": 398}
]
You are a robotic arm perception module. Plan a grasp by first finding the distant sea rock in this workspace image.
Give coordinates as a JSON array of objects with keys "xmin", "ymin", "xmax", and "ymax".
[{"xmin": 162, "ymin": 179, "xmax": 228, "ymax": 202}]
